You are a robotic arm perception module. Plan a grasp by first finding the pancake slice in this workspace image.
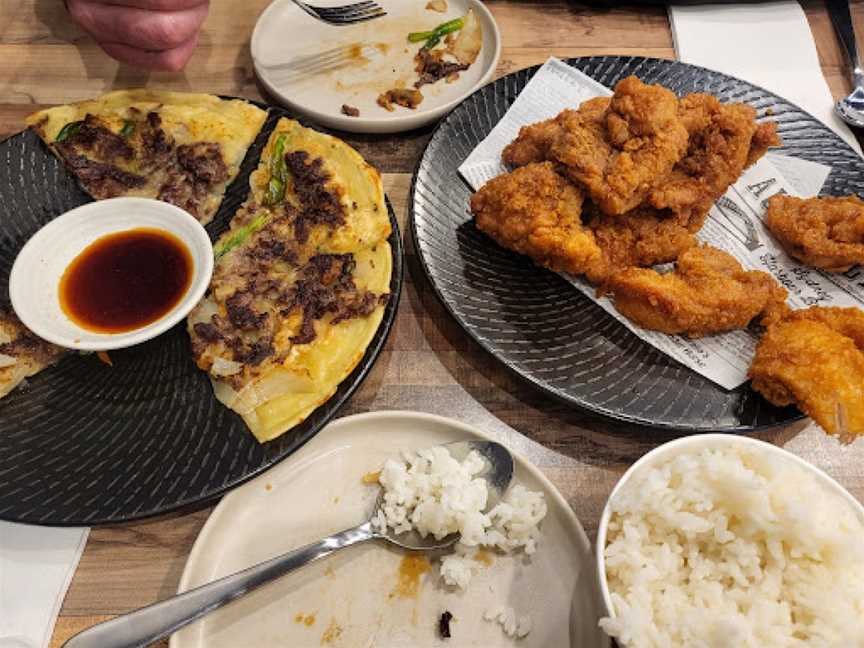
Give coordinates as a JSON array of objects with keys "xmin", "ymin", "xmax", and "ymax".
[
  {"xmin": 188, "ymin": 118, "xmax": 392, "ymax": 442},
  {"xmin": 0, "ymin": 307, "xmax": 64, "ymax": 399},
  {"xmin": 25, "ymin": 90, "xmax": 267, "ymax": 225}
]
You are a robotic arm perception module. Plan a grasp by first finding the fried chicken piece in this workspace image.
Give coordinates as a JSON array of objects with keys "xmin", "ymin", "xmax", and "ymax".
[
  {"xmin": 502, "ymin": 98, "xmax": 613, "ymax": 169},
  {"xmin": 647, "ymin": 94, "xmax": 774, "ymax": 224},
  {"xmin": 582, "ymin": 202, "xmax": 698, "ymax": 284},
  {"xmin": 548, "ymin": 77, "xmax": 689, "ymax": 215},
  {"xmin": 746, "ymin": 121, "xmax": 781, "ymax": 168},
  {"xmin": 766, "ymin": 194, "xmax": 864, "ymax": 272},
  {"xmin": 502, "ymin": 110, "xmax": 573, "ymax": 168},
  {"xmin": 780, "ymin": 306, "xmax": 864, "ymax": 348},
  {"xmin": 604, "ymin": 245, "xmax": 788, "ymax": 336},
  {"xmin": 750, "ymin": 306, "xmax": 864, "ymax": 439},
  {"xmin": 470, "ymin": 162, "xmax": 603, "ymax": 276}
]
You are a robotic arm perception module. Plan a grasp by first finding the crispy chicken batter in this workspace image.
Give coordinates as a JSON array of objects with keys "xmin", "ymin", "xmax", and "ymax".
[
  {"xmin": 766, "ymin": 194, "xmax": 864, "ymax": 272},
  {"xmin": 501, "ymin": 98, "xmax": 612, "ymax": 169},
  {"xmin": 549, "ymin": 77, "xmax": 690, "ymax": 215},
  {"xmin": 470, "ymin": 162, "xmax": 603, "ymax": 276},
  {"xmin": 583, "ymin": 202, "xmax": 698, "ymax": 284},
  {"xmin": 647, "ymin": 94, "xmax": 775, "ymax": 224},
  {"xmin": 502, "ymin": 90, "xmax": 778, "ymax": 231},
  {"xmin": 604, "ymin": 245, "xmax": 788, "ymax": 336},
  {"xmin": 750, "ymin": 306, "xmax": 864, "ymax": 439},
  {"xmin": 747, "ymin": 121, "xmax": 781, "ymax": 168},
  {"xmin": 502, "ymin": 110, "xmax": 573, "ymax": 168}
]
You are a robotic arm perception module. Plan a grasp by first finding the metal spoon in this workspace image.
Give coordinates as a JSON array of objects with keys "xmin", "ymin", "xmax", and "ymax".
[
  {"xmin": 828, "ymin": 0, "xmax": 864, "ymax": 129},
  {"xmin": 61, "ymin": 439, "xmax": 514, "ymax": 648}
]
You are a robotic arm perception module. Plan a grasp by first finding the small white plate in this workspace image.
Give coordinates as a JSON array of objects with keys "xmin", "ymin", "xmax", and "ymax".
[
  {"xmin": 251, "ymin": 0, "xmax": 501, "ymax": 133},
  {"xmin": 9, "ymin": 197, "xmax": 213, "ymax": 351},
  {"xmin": 171, "ymin": 411, "xmax": 609, "ymax": 648}
]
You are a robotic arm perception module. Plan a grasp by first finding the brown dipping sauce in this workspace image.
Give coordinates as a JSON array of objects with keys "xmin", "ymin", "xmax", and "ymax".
[{"xmin": 59, "ymin": 228, "xmax": 193, "ymax": 334}]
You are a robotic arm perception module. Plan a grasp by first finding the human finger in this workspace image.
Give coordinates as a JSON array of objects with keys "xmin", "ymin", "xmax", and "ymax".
[{"xmin": 67, "ymin": 0, "xmax": 209, "ymax": 52}]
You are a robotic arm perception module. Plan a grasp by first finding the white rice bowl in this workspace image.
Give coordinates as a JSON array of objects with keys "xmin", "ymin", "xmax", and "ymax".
[{"xmin": 597, "ymin": 435, "xmax": 864, "ymax": 648}]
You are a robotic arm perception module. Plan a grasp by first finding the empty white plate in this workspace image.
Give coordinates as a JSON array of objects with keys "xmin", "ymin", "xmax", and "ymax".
[
  {"xmin": 251, "ymin": 0, "xmax": 501, "ymax": 133},
  {"xmin": 170, "ymin": 411, "xmax": 609, "ymax": 647}
]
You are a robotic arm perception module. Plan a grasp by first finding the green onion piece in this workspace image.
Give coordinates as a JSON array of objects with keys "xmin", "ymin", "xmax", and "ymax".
[
  {"xmin": 422, "ymin": 33, "xmax": 442, "ymax": 50},
  {"xmin": 408, "ymin": 30, "xmax": 434, "ymax": 42},
  {"xmin": 264, "ymin": 177, "xmax": 284, "ymax": 206},
  {"xmin": 119, "ymin": 120, "xmax": 136, "ymax": 138},
  {"xmin": 435, "ymin": 17, "xmax": 464, "ymax": 33},
  {"xmin": 422, "ymin": 34, "xmax": 441, "ymax": 50},
  {"xmin": 214, "ymin": 213, "xmax": 270, "ymax": 259},
  {"xmin": 262, "ymin": 133, "xmax": 289, "ymax": 206},
  {"xmin": 55, "ymin": 121, "xmax": 83, "ymax": 143},
  {"xmin": 409, "ymin": 16, "xmax": 463, "ymax": 46}
]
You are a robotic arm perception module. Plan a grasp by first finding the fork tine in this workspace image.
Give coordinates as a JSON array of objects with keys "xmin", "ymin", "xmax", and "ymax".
[
  {"xmin": 314, "ymin": 5, "xmax": 382, "ymax": 19},
  {"xmin": 319, "ymin": 8, "xmax": 387, "ymax": 24},
  {"xmin": 265, "ymin": 44, "xmax": 381, "ymax": 77},
  {"xmin": 312, "ymin": 1, "xmax": 379, "ymax": 14},
  {"xmin": 314, "ymin": 1, "xmax": 379, "ymax": 13}
]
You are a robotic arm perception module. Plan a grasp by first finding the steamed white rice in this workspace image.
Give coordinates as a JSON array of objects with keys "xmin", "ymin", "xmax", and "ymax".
[
  {"xmin": 600, "ymin": 445, "xmax": 864, "ymax": 647},
  {"xmin": 372, "ymin": 445, "xmax": 547, "ymax": 590}
]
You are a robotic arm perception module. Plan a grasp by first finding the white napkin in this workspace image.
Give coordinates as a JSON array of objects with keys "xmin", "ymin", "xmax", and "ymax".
[
  {"xmin": 670, "ymin": 0, "xmax": 862, "ymax": 155},
  {"xmin": 0, "ymin": 522, "xmax": 88, "ymax": 648}
]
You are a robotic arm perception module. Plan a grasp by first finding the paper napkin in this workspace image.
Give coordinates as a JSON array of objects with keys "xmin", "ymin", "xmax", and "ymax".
[
  {"xmin": 670, "ymin": 0, "xmax": 862, "ymax": 155},
  {"xmin": 0, "ymin": 522, "xmax": 88, "ymax": 648}
]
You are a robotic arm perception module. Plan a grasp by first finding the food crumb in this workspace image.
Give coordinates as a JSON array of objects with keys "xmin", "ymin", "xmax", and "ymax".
[
  {"xmin": 426, "ymin": 0, "xmax": 447, "ymax": 12},
  {"xmin": 362, "ymin": 470, "xmax": 381, "ymax": 484},
  {"xmin": 97, "ymin": 351, "xmax": 113, "ymax": 366},
  {"xmin": 377, "ymin": 88, "xmax": 423, "ymax": 111},
  {"xmin": 265, "ymin": 483, "xmax": 272, "ymax": 492},
  {"xmin": 439, "ymin": 610, "xmax": 453, "ymax": 638},
  {"xmin": 320, "ymin": 618, "xmax": 342, "ymax": 644},
  {"xmin": 391, "ymin": 555, "xmax": 431, "ymax": 599},
  {"xmin": 324, "ymin": 565, "xmax": 335, "ymax": 578},
  {"xmin": 341, "ymin": 104, "xmax": 360, "ymax": 117},
  {"xmin": 295, "ymin": 612, "xmax": 316, "ymax": 626},
  {"xmin": 474, "ymin": 548, "xmax": 493, "ymax": 566}
]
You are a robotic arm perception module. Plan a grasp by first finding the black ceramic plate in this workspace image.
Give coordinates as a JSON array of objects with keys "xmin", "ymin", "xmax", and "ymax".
[
  {"xmin": 411, "ymin": 56, "xmax": 864, "ymax": 433},
  {"xmin": 0, "ymin": 106, "xmax": 402, "ymax": 525}
]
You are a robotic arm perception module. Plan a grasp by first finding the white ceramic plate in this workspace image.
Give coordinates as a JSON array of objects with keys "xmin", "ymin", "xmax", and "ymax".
[
  {"xmin": 251, "ymin": 0, "xmax": 501, "ymax": 133},
  {"xmin": 171, "ymin": 411, "xmax": 609, "ymax": 647}
]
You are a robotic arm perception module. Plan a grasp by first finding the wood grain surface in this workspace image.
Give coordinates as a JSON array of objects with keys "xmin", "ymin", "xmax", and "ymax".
[{"xmin": 0, "ymin": 1, "xmax": 861, "ymax": 646}]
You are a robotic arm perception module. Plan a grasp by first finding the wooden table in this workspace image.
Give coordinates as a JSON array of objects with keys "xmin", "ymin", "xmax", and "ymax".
[{"xmin": 1, "ymin": 0, "xmax": 862, "ymax": 645}]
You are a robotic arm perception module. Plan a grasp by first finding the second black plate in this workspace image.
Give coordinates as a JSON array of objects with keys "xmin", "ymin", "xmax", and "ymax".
[
  {"xmin": 0, "ymin": 105, "xmax": 403, "ymax": 525},
  {"xmin": 411, "ymin": 56, "xmax": 864, "ymax": 433}
]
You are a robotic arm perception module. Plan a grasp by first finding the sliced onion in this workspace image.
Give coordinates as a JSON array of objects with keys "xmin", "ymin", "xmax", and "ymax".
[
  {"xmin": 212, "ymin": 367, "xmax": 316, "ymax": 416},
  {"xmin": 211, "ymin": 357, "xmax": 243, "ymax": 377},
  {"xmin": 189, "ymin": 297, "xmax": 219, "ymax": 326},
  {"xmin": 450, "ymin": 8, "xmax": 482, "ymax": 65},
  {"xmin": 0, "ymin": 353, "xmax": 16, "ymax": 368}
]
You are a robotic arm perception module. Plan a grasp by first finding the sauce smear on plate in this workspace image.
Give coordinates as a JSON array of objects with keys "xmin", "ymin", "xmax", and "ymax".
[{"xmin": 59, "ymin": 227, "xmax": 192, "ymax": 334}]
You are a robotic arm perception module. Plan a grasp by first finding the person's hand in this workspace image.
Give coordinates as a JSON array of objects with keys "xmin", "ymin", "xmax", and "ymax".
[{"xmin": 66, "ymin": 0, "xmax": 210, "ymax": 71}]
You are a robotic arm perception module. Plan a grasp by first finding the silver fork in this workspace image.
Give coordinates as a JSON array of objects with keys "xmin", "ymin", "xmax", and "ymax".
[
  {"xmin": 259, "ymin": 43, "xmax": 383, "ymax": 79},
  {"xmin": 290, "ymin": 0, "xmax": 387, "ymax": 25}
]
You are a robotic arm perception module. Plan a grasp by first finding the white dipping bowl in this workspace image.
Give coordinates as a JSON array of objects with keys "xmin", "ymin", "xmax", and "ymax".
[
  {"xmin": 595, "ymin": 433, "xmax": 864, "ymax": 622},
  {"xmin": 9, "ymin": 197, "xmax": 213, "ymax": 351}
]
